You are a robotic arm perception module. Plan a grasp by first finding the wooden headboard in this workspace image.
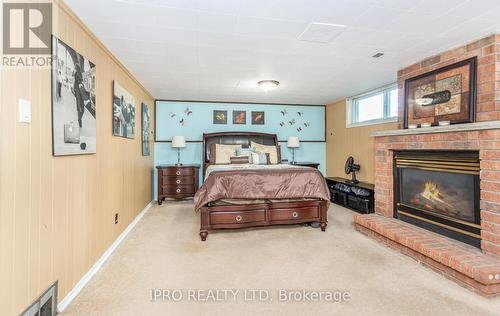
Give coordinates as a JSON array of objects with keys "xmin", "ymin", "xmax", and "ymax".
[{"xmin": 202, "ymin": 131, "xmax": 280, "ymax": 176}]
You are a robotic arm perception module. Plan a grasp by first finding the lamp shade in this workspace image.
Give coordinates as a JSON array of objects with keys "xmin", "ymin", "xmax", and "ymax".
[
  {"xmin": 287, "ymin": 136, "xmax": 300, "ymax": 148},
  {"xmin": 171, "ymin": 135, "xmax": 186, "ymax": 148}
]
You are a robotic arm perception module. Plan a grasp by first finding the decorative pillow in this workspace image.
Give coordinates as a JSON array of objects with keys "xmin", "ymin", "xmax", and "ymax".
[
  {"xmin": 236, "ymin": 147, "xmax": 255, "ymax": 163},
  {"xmin": 230, "ymin": 156, "xmax": 250, "ymax": 164},
  {"xmin": 251, "ymin": 152, "xmax": 269, "ymax": 165},
  {"xmin": 251, "ymin": 142, "xmax": 279, "ymax": 164},
  {"xmin": 215, "ymin": 144, "xmax": 241, "ymax": 164}
]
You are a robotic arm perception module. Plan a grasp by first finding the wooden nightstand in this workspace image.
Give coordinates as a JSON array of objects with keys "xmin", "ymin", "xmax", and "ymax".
[
  {"xmin": 156, "ymin": 164, "xmax": 200, "ymax": 205},
  {"xmin": 289, "ymin": 162, "xmax": 320, "ymax": 169}
]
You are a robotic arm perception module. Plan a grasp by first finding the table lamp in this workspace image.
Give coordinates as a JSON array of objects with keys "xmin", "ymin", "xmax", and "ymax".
[
  {"xmin": 171, "ymin": 135, "xmax": 186, "ymax": 166},
  {"xmin": 287, "ymin": 136, "xmax": 300, "ymax": 164}
]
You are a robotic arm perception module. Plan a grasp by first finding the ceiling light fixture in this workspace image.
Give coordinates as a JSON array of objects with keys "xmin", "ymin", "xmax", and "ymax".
[
  {"xmin": 257, "ymin": 80, "xmax": 280, "ymax": 92},
  {"xmin": 372, "ymin": 52, "xmax": 384, "ymax": 58}
]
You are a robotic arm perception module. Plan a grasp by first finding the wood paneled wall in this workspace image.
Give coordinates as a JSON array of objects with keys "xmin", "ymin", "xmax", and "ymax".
[
  {"xmin": 0, "ymin": 1, "xmax": 155, "ymax": 315},
  {"xmin": 326, "ymin": 100, "xmax": 398, "ymax": 184}
]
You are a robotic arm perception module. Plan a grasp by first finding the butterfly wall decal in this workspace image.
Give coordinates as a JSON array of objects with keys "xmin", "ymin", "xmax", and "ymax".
[
  {"xmin": 304, "ymin": 122, "xmax": 310, "ymax": 127},
  {"xmin": 280, "ymin": 109, "xmax": 288, "ymax": 116},
  {"xmin": 289, "ymin": 119, "xmax": 295, "ymax": 125},
  {"xmin": 179, "ymin": 118, "xmax": 185, "ymax": 126},
  {"xmin": 280, "ymin": 122, "xmax": 285, "ymax": 127},
  {"xmin": 297, "ymin": 127, "xmax": 302, "ymax": 132},
  {"xmin": 169, "ymin": 112, "xmax": 176, "ymax": 118},
  {"xmin": 184, "ymin": 107, "xmax": 192, "ymax": 116},
  {"xmin": 297, "ymin": 111, "xmax": 304, "ymax": 116}
]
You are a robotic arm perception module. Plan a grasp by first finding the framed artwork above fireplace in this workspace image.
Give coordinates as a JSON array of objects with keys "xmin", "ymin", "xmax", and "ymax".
[{"xmin": 403, "ymin": 57, "xmax": 477, "ymax": 128}]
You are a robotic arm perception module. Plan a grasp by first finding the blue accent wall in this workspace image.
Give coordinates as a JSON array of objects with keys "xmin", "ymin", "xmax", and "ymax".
[{"xmin": 154, "ymin": 100, "xmax": 326, "ymax": 199}]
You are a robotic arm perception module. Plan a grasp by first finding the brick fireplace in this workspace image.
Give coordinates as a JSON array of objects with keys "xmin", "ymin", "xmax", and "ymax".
[{"xmin": 354, "ymin": 34, "xmax": 500, "ymax": 297}]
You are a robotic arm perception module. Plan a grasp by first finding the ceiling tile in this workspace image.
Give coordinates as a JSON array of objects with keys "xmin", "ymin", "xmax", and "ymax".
[
  {"xmin": 235, "ymin": 17, "xmax": 308, "ymax": 39},
  {"xmin": 445, "ymin": 0, "xmax": 500, "ymax": 18},
  {"xmin": 196, "ymin": 0, "xmax": 242, "ymax": 15},
  {"xmin": 409, "ymin": 0, "xmax": 468, "ymax": 15},
  {"xmin": 65, "ymin": 0, "xmax": 500, "ymax": 104},
  {"xmin": 351, "ymin": 6, "xmax": 405, "ymax": 29},
  {"xmin": 314, "ymin": 0, "xmax": 371, "ymax": 25},
  {"xmin": 196, "ymin": 12, "xmax": 237, "ymax": 34}
]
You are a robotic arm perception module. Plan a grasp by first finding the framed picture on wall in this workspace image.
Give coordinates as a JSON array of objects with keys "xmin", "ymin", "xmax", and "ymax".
[
  {"xmin": 251, "ymin": 111, "xmax": 265, "ymax": 125},
  {"xmin": 232, "ymin": 111, "xmax": 246, "ymax": 124},
  {"xmin": 404, "ymin": 57, "xmax": 477, "ymax": 128},
  {"xmin": 142, "ymin": 103, "xmax": 151, "ymax": 156},
  {"xmin": 113, "ymin": 81, "xmax": 136, "ymax": 139},
  {"xmin": 213, "ymin": 110, "xmax": 227, "ymax": 124},
  {"xmin": 51, "ymin": 35, "xmax": 96, "ymax": 156}
]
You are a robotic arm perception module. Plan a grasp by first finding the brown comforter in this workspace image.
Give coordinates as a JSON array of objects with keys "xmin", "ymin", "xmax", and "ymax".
[{"xmin": 194, "ymin": 168, "xmax": 331, "ymax": 211}]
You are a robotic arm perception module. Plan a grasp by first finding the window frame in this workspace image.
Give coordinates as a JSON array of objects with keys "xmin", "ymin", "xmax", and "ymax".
[{"xmin": 346, "ymin": 84, "xmax": 398, "ymax": 128}]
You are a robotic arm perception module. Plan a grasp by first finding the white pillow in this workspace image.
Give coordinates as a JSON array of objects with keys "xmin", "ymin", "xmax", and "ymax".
[
  {"xmin": 215, "ymin": 144, "xmax": 241, "ymax": 164},
  {"xmin": 251, "ymin": 141, "xmax": 279, "ymax": 164},
  {"xmin": 251, "ymin": 152, "xmax": 268, "ymax": 165}
]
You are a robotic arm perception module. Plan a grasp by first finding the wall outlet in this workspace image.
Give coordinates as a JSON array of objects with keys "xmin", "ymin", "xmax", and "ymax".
[{"xmin": 114, "ymin": 213, "xmax": 119, "ymax": 224}]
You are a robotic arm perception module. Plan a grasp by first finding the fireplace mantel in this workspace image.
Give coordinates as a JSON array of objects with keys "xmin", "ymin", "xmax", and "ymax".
[{"xmin": 370, "ymin": 120, "xmax": 500, "ymax": 137}]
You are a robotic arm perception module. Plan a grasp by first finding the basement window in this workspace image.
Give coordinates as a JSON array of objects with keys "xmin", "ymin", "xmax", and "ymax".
[{"xmin": 346, "ymin": 84, "xmax": 398, "ymax": 127}]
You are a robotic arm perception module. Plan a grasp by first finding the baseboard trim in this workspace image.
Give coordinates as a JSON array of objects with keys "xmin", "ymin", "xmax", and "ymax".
[{"xmin": 57, "ymin": 201, "xmax": 154, "ymax": 312}]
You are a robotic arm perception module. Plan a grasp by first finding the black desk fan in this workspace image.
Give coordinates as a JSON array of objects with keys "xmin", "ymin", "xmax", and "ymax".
[{"xmin": 345, "ymin": 156, "xmax": 360, "ymax": 184}]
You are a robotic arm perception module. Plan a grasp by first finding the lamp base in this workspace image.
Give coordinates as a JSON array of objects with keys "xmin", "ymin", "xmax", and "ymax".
[{"xmin": 175, "ymin": 148, "xmax": 183, "ymax": 166}]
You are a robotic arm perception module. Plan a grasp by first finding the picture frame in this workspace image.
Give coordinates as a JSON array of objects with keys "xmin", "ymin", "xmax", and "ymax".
[
  {"xmin": 51, "ymin": 35, "xmax": 96, "ymax": 156},
  {"xmin": 142, "ymin": 103, "xmax": 151, "ymax": 156},
  {"xmin": 251, "ymin": 111, "xmax": 265, "ymax": 125},
  {"xmin": 113, "ymin": 81, "xmax": 136, "ymax": 139},
  {"xmin": 232, "ymin": 111, "xmax": 246, "ymax": 124},
  {"xmin": 213, "ymin": 110, "xmax": 227, "ymax": 124},
  {"xmin": 403, "ymin": 57, "xmax": 477, "ymax": 128}
]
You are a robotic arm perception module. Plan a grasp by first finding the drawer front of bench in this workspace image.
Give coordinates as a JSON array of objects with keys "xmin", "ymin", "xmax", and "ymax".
[
  {"xmin": 269, "ymin": 207, "xmax": 319, "ymax": 222},
  {"xmin": 210, "ymin": 210, "xmax": 266, "ymax": 226}
]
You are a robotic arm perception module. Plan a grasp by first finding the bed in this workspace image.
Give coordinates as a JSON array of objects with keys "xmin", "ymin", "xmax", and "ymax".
[{"xmin": 194, "ymin": 132, "xmax": 330, "ymax": 241}]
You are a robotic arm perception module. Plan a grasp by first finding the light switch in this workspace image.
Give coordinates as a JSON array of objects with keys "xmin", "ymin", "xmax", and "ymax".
[{"xmin": 18, "ymin": 99, "xmax": 31, "ymax": 123}]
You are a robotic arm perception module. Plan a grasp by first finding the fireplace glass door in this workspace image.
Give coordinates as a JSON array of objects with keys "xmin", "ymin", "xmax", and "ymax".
[
  {"xmin": 400, "ymin": 168, "xmax": 476, "ymax": 222},
  {"xmin": 394, "ymin": 150, "xmax": 480, "ymax": 248}
]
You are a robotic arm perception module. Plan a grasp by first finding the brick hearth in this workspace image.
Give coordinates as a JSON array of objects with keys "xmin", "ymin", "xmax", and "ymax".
[
  {"xmin": 354, "ymin": 214, "xmax": 500, "ymax": 297},
  {"xmin": 355, "ymin": 34, "xmax": 500, "ymax": 297}
]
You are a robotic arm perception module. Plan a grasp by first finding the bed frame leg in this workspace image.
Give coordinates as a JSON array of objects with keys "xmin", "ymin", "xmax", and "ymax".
[
  {"xmin": 320, "ymin": 222, "xmax": 327, "ymax": 232},
  {"xmin": 200, "ymin": 230, "xmax": 208, "ymax": 241}
]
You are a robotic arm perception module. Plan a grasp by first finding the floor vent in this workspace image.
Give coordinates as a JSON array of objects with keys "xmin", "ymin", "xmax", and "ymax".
[{"xmin": 20, "ymin": 281, "xmax": 57, "ymax": 316}]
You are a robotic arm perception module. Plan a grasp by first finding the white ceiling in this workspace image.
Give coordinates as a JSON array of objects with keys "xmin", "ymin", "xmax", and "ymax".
[{"xmin": 65, "ymin": 0, "xmax": 500, "ymax": 105}]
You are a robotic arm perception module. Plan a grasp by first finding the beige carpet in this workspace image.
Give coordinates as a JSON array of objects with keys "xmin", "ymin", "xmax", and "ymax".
[{"xmin": 61, "ymin": 202, "xmax": 500, "ymax": 316}]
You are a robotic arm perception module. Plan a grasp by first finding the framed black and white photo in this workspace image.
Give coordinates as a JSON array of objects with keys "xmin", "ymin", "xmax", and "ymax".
[
  {"xmin": 113, "ymin": 81, "xmax": 135, "ymax": 139},
  {"xmin": 142, "ymin": 103, "xmax": 151, "ymax": 156},
  {"xmin": 51, "ymin": 35, "xmax": 96, "ymax": 156}
]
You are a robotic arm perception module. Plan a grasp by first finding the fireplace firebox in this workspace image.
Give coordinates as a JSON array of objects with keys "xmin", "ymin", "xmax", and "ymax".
[{"xmin": 393, "ymin": 150, "xmax": 481, "ymax": 248}]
